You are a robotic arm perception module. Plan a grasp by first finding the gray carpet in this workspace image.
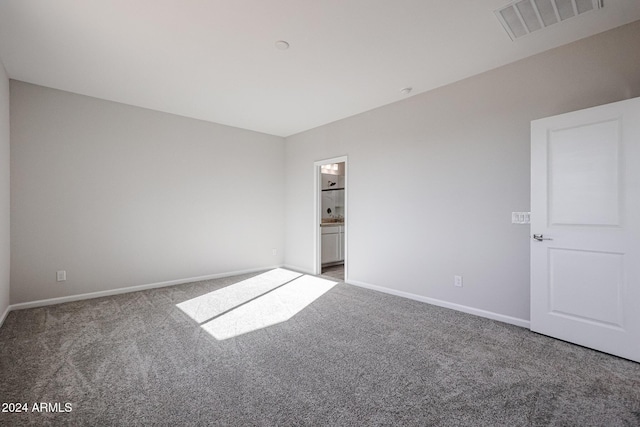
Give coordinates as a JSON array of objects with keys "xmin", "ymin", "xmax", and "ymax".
[{"xmin": 1, "ymin": 269, "xmax": 639, "ymax": 426}]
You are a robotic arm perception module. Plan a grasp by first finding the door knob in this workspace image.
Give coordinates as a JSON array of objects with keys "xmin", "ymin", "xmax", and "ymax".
[{"xmin": 532, "ymin": 234, "xmax": 552, "ymax": 241}]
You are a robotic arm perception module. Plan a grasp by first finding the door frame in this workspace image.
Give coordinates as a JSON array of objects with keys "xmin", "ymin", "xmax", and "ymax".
[{"xmin": 314, "ymin": 156, "xmax": 348, "ymax": 279}]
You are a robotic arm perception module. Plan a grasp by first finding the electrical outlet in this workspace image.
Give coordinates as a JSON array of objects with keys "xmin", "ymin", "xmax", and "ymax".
[
  {"xmin": 56, "ymin": 270, "xmax": 66, "ymax": 282},
  {"xmin": 272, "ymin": 248, "xmax": 277, "ymax": 256},
  {"xmin": 454, "ymin": 275, "xmax": 463, "ymax": 287}
]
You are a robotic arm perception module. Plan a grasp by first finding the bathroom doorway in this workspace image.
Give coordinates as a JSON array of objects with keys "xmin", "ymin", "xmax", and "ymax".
[{"xmin": 314, "ymin": 156, "xmax": 347, "ymax": 281}]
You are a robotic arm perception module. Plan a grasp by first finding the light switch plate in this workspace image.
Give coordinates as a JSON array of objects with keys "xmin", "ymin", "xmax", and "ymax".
[{"xmin": 511, "ymin": 212, "xmax": 531, "ymax": 224}]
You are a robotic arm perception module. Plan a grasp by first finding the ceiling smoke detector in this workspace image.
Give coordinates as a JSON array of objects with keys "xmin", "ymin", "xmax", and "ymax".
[{"xmin": 495, "ymin": 0, "xmax": 604, "ymax": 40}]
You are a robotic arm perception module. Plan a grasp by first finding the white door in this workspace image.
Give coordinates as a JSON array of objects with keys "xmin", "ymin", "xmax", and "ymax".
[{"xmin": 530, "ymin": 97, "xmax": 640, "ymax": 363}]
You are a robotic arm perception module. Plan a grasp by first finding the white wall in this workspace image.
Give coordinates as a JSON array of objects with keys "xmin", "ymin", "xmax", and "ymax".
[
  {"xmin": 10, "ymin": 82, "xmax": 285, "ymax": 304},
  {"xmin": 0, "ymin": 60, "xmax": 9, "ymax": 318},
  {"xmin": 284, "ymin": 21, "xmax": 640, "ymax": 323}
]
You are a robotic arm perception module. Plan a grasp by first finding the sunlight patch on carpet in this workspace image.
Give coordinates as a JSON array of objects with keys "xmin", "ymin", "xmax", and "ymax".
[
  {"xmin": 177, "ymin": 269, "xmax": 337, "ymax": 340},
  {"xmin": 176, "ymin": 268, "xmax": 302, "ymax": 323}
]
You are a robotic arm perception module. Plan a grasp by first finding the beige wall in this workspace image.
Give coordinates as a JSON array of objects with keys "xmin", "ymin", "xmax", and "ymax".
[
  {"xmin": 5, "ymin": 21, "xmax": 640, "ymax": 319},
  {"xmin": 0, "ymin": 61, "xmax": 9, "ymax": 318},
  {"xmin": 10, "ymin": 82, "xmax": 285, "ymax": 304},
  {"xmin": 284, "ymin": 21, "xmax": 640, "ymax": 323}
]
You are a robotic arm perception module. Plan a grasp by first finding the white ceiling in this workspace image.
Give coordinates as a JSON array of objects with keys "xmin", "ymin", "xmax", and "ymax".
[{"xmin": 0, "ymin": 1, "xmax": 639, "ymax": 137}]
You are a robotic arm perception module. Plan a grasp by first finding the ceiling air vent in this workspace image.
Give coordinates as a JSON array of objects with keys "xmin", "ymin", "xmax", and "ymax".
[{"xmin": 495, "ymin": 0, "xmax": 604, "ymax": 40}]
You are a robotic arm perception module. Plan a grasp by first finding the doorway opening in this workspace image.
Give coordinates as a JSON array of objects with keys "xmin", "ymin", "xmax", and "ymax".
[{"xmin": 314, "ymin": 156, "xmax": 347, "ymax": 281}]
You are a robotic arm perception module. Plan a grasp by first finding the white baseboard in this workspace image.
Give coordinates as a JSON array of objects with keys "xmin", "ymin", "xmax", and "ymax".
[
  {"xmin": 0, "ymin": 304, "xmax": 10, "ymax": 328},
  {"xmin": 347, "ymin": 279, "xmax": 530, "ymax": 329},
  {"xmin": 1, "ymin": 267, "xmax": 530, "ymax": 332},
  {"xmin": 282, "ymin": 264, "xmax": 315, "ymax": 275},
  {"xmin": 7, "ymin": 265, "xmax": 283, "ymax": 312}
]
